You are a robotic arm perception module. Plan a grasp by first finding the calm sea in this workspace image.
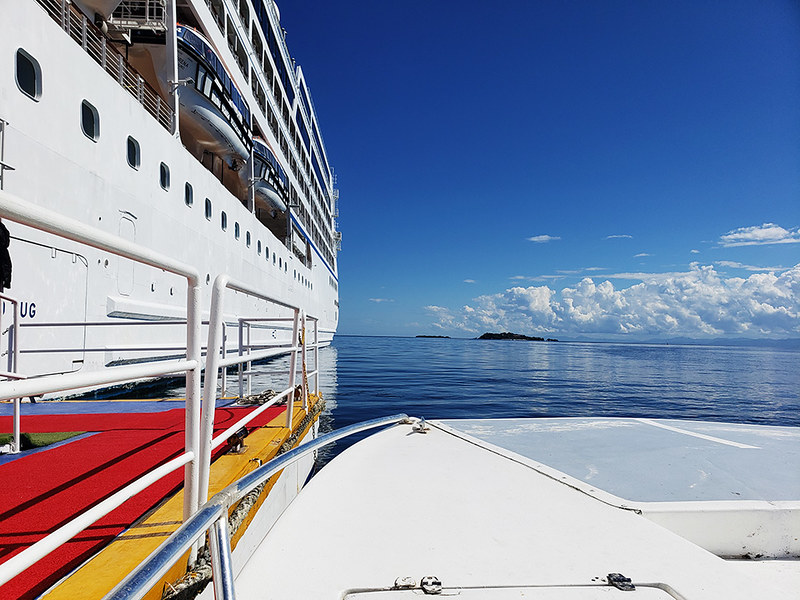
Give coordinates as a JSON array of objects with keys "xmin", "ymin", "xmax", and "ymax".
[{"xmin": 316, "ymin": 336, "xmax": 800, "ymax": 441}]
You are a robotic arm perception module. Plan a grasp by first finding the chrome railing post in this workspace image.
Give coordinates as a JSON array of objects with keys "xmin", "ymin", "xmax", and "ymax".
[
  {"xmin": 12, "ymin": 395, "xmax": 20, "ymax": 454},
  {"xmin": 183, "ymin": 279, "xmax": 203, "ymax": 520},
  {"xmin": 246, "ymin": 321, "xmax": 252, "ymax": 397},
  {"xmin": 12, "ymin": 298, "xmax": 20, "ymax": 453},
  {"xmin": 300, "ymin": 310, "xmax": 307, "ymax": 410},
  {"xmin": 12, "ymin": 298, "xmax": 18, "ymax": 374},
  {"xmin": 2, "ymin": 297, "xmax": 7, "ymax": 372},
  {"xmin": 209, "ymin": 518, "xmax": 237, "ymax": 600},
  {"xmin": 286, "ymin": 309, "xmax": 299, "ymax": 428},
  {"xmin": 313, "ymin": 317, "xmax": 319, "ymax": 396},
  {"xmin": 220, "ymin": 322, "xmax": 227, "ymax": 398},
  {"xmin": 237, "ymin": 318, "xmax": 244, "ymax": 399},
  {"xmin": 199, "ymin": 275, "xmax": 228, "ymax": 504}
]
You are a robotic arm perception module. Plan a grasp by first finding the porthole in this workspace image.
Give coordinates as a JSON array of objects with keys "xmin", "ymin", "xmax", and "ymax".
[
  {"xmin": 246, "ymin": 231, "xmax": 251, "ymax": 247},
  {"xmin": 205, "ymin": 198, "xmax": 212, "ymax": 220},
  {"xmin": 185, "ymin": 183, "xmax": 194, "ymax": 207},
  {"xmin": 278, "ymin": 257, "xmax": 282, "ymax": 268},
  {"xmin": 272, "ymin": 253, "xmax": 276, "ymax": 265},
  {"xmin": 80, "ymin": 100, "xmax": 99, "ymax": 141},
  {"xmin": 257, "ymin": 240, "xmax": 262, "ymax": 255},
  {"xmin": 234, "ymin": 222, "xmax": 240, "ymax": 239},
  {"xmin": 15, "ymin": 49, "xmax": 41, "ymax": 100},
  {"xmin": 126, "ymin": 136, "xmax": 140, "ymax": 169},
  {"xmin": 160, "ymin": 162, "xmax": 170, "ymax": 190},
  {"xmin": 221, "ymin": 211, "xmax": 227, "ymax": 231}
]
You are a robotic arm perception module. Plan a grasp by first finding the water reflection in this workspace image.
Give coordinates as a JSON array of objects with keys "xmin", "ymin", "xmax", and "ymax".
[{"xmin": 161, "ymin": 336, "xmax": 800, "ymax": 467}]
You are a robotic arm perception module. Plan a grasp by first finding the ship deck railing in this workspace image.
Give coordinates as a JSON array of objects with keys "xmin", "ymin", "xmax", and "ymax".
[
  {"xmin": 0, "ymin": 189, "xmax": 321, "ymax": 591},
  {"xmin": 36, "ymin": 0, "xmax": 174, "ymax": 131},
  {"xmin": 104, "ymin": 414, "xmax": 414, "ymax": 600}
]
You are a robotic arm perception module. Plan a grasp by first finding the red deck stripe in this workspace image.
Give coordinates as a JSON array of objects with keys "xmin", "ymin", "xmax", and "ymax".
[{"xmin": 0, "ymin": 405, "xmax": 284, "ymax": 600}]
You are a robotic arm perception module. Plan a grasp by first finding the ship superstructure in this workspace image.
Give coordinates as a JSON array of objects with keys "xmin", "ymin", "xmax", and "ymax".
[{"xmin": 0, "ymin": 0, "xmax": 340, "ymax": 382}]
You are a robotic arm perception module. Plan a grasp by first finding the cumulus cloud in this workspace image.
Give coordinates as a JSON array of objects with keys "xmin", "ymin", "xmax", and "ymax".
[
  {"xmin": 425, "ymin": 263, "xmax": 800, "ymax": 338},
  {"xmin": 690, "ymin": 249, "xmax": 700, "ymax": 254},
  {"xmin": 369, "ymin": 298, "xmax": 394, "ymax": 303},
  {"xmin": 527, "ymin": 234, "xmax": 560, "ymax": 243},
  {"xmin": 606, "ymin": 234, "xmax": 633, "ymax": 239},
  {"xmin": 720, "ymin": 223, "xmax": 800, "ymax": 247}
]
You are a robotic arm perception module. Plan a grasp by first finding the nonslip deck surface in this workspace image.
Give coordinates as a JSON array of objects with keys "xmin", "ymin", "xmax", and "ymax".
[{"xmin": 0, "ymin": 399, "xmax": 285, "ymax": 600}]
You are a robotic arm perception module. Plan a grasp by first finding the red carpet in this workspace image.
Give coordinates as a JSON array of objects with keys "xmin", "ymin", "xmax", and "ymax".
[{"xmin": 0, "ymin": 404, "xmax": 284, "ymax": 600}]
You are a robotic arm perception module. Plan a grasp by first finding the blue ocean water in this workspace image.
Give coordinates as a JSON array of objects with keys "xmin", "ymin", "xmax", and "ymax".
[{"xmin": 318, "ymin": 336, "xmax": 800, "ymax": 431}]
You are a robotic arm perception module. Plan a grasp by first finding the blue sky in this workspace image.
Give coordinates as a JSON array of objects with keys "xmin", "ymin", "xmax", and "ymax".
[{"xmin": 281, "ymin": 0, "xmax": 800, "ymax": 339}]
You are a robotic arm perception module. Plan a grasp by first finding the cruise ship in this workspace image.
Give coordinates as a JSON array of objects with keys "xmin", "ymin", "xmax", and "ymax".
[
  {"xmin": 0, "ymin": 1, "xmax": 339, "ymax": 597},
  {"xmin": 1, "ymin": 0, "xmax": 340, "ymax": 382}
]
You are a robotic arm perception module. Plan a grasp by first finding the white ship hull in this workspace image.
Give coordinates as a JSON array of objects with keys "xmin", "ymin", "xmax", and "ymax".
[{"xmin": 0, "ymin": 0, "xmax": 340, "ymax": 386}]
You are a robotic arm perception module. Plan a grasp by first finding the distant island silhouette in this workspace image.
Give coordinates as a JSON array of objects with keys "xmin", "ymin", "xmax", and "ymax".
[{"xmin": 478, "ymin": 332, "xmax": 558, "ymax": 342}]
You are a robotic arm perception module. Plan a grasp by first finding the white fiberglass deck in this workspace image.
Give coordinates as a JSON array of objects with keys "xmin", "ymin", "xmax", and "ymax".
[
  {"xmin": 440, "ymin": 417, "xmax": 800, "ymax": 503},
  {"xmin": 233, "ymin": 418, "xmax": 799, "ymax": 599}
]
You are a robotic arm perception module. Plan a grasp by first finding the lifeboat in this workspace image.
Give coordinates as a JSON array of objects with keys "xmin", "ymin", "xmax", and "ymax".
[
  {"xmin": 175, "ymin": 25, "xmax": 251, "ymax": 170},
  {"xmin": 251, "ymin": 138, "xmax": 288, "ymax": 214}
]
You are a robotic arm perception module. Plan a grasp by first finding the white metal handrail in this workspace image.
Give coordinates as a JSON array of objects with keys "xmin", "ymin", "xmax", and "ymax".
[
  {"xmin": 0, "ymin": 291, "xmax": 22, "ymax": 453},
  {"xmin": 198, "ymin": 273, "xmax": 319, "ymax": 503},
  {"xmin": 36, "ymin": 0, "xmax": 174, "ymax": 130},
  {"xmin": 0, "ymin": 451, "xmax": 194, "ymax": 588},
  {"xmin": 235, "ymin": 314, "xmax": 320, "ymax": 398},
  {"xmin": 103, "ymin": 415, "xmax": 414, "ymax": 600},
  {"xmin": 0, "ymin": 189, "xmax": 203, "ymax": 523},
  {"xmin": 0, "ymin": 190, "xmax": 326, "ymax": 592}
]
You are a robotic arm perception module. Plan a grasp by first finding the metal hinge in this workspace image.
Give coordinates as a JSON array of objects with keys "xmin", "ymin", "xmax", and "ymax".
[{"xmin": 607, "ymin": 573, "xmax": 635, "ymax": 591}]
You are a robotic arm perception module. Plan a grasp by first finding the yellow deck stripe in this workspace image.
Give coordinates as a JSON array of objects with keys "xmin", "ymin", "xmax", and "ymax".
[{"xmin": 42, "ymin": 397, "xmax": 318, "ymax": 600}]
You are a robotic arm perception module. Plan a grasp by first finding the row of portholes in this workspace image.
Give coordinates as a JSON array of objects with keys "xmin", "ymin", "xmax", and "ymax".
[
  {"xmin": 186, "ymin": 185, "xmax": 313, "ymax": 289},
  {"xmin": 15, "ymin": 48, "xmax": 313, "ymax": 290},
  {"xmin": 293, "ymin": 269, "xmax": 311, "ymax": 289}
]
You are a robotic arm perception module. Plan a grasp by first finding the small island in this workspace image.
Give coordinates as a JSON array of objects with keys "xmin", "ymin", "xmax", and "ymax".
[
  {"xmin": 478, "ymin": 332, "xmax": 558, "ymax": 342},
  {"xmin": 416, "ymin": 335, "xmax": 450, "ymax": 338}
]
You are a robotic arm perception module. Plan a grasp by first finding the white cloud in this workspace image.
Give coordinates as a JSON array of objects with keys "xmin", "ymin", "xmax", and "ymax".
[
  {"xmin": 463, "ymin": 279, "xmax": 476, "ymax": 284},
  {"xmin": 690, "ymin": 249, "xmax": 700, "ymax": 254},
  {"xmin": 425, "ymin": 263, "xmax": 800, "ymax": 338},
  {"xmin": 511, "ymin": 274, "xmax": 564, "ymax": 282},
  {"xmin": 715, "ymin": 261, "xmax": 783, "ymax": 272},
  {"xmin": 369, "ymin": 298, "xmax": 394, "ymax": 303},
  {"xmin": 720, "ymin": 223, "xmax": 800, "ymax": 247},
  {"xmin": 527, "ymin": 234, "xmax": 560, "ymax": 243},
  {"xmin": 606, "ymin": 234, "xmax": 633, "ymax": 239},
  {"xmin": 634, "ymin": 253, "xmax": 651, "ymax": 258}
]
